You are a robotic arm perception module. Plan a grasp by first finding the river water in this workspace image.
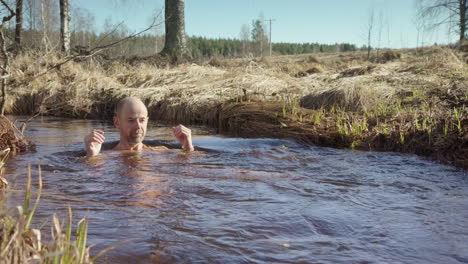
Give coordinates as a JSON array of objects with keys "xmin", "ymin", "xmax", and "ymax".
[{"xmin": 3, "ymin": 117, "xmax": 468, "ymax": 264}]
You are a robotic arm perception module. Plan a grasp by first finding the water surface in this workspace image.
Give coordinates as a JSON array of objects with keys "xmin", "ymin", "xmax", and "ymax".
[{"xmin": 4, "ymin": 117, "xmax": 468, "ymax": 264}]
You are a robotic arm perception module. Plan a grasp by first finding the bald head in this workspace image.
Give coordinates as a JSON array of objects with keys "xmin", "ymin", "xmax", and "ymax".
[
  {"xmin": 114, "ymin": 97, "xmax": 147, "ymax": 118},
  {"xmin": 113, "ymin": 96, "xmax": 149, "ymax": 146}
]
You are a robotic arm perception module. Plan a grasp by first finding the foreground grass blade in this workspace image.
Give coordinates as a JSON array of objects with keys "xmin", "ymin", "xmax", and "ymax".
[
  {"xmin": 25, "ymin": 165, "xmax": 42, "ymax": 230},
  {"xmin": 76, "ymin": 218, "xmax": 88, "ymax": 263}
]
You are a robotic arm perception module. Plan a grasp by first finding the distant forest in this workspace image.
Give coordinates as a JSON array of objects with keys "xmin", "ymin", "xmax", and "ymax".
[
  {"xmin": 4, "ymin": 2, "xmax": 362, "ymax": 60},
  {"xmin": 190, "ymin": 36, "xmax": 359, "ymax": 58},
  {"xmin": 8, "ymin": 29, "xmax": 360, "ymax": 59}
]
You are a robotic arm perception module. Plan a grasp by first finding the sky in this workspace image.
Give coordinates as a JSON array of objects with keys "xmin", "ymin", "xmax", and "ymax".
[{"xmin": 73, "ymin": 0, "xmax": 455, "ymax": 49}]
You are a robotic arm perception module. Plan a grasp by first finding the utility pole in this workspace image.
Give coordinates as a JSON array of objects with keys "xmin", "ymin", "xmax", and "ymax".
[{"xmin": 264, "ymin": 18, "xmax": 275, "ymax": 56}]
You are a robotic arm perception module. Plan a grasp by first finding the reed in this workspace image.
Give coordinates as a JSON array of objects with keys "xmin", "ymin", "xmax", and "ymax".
[
  {"xmin": 0, "ymin": 148, "xmax": 9, "ymax": 190},
  {"xmin": 0, "ymin": 165, "xmax": 122, "ymax": 263}
]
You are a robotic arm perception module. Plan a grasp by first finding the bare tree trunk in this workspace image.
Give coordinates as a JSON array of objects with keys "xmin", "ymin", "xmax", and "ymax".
[
  {"xmin": 376, "ymin": 11, "xmax": 383, "ymax": 59},
  {"xmin": 0, "ymin": 30, "xmax": 9, "ymax": 116},
  {"xmin": 160, "ymin": 0, "xmax": 190, "ymax": 63},
  {"xmin": 366, "ymin": 6, "xmax": 375, "ymax": 61},
  {"xmin": 0, "ymin": 2, "xmax": 15, "ymax": 116},
  {"xmin": 40, "ymin": 0, "xmax": 49, "ymax": 52},
  {"xmin": 14, "ymin": 0, "xmax": 23, "ymax": 49},
  {"xmin": 60, "ymin": 0, "xmax": 71, "ymax": 54},
  {"xmin": 367, "ymin": 31, "xmax": 372, "ymax": 60},
  {"xmin": 460, "ymin": 0, "xmax": 466, "ymax": 41}
]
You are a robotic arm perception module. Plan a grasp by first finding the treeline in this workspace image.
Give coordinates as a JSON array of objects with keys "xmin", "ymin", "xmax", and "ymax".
[
  {"xmin": 8, "ymin": 28, "xmax": 359, "ymax": 59},
  {"xmin": 4, "ymin": 1, "xmax": 360, "ymax": 59},
  {"xmin": 274, "ymin": 42, "xmax": 358, "ymax": 54},
  {"xmin": 190, "ymin": 37, "xmax": 358, "ymax": 58}
]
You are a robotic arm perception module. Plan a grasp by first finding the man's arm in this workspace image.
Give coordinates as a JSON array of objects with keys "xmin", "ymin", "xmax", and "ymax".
[
  {"xmin": 84, "ymin": 130, "xmax": 105, "ymax": 157},
  {"xmin": 172, "ymin": 125, "xmax": 194, "ymax": 151}
]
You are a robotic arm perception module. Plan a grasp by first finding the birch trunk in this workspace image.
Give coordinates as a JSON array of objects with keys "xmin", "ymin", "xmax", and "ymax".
[{"xmin": 60, "ymin": 0, "xmax": 71, "ymax": 54}]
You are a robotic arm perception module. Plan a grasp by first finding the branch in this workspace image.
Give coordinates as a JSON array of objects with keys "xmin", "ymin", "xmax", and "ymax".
[
  {"xmin": 87, "ymin": 9, "xmax": 163, "ymax": 55},
  {"xmin": 430, "ymin": 16, "xmax": 452, "ymax": 27},
  {"xmin": 93, "ymin": 21, "xmax": 125, "ymax": 48},
  {"xmin": 420, "ymin": 1, "xmax": 459, "ymax": 16},
  {"xmin": 0, "ymin": 0, "xmax": 15, "ymax": 21},
  {"xmin": 33, "ymin": 10, "xmax": 164, "ymax": 80}
]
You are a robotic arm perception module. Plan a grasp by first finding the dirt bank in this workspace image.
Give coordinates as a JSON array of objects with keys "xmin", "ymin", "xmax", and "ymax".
[
  {"xmin": 4, "ymin": 46, "xmax": 468, "ymax": 169},
  {"xmin": 0, "ymin": 116, "xmax": 31, "ymax": 154},
  {"xmin": 217, "ymin": 101, "xmax": 467, "ymax": 169},
  {"xmin": 0, "ymin": 116, "xmax": 33, "ymax": 189}
]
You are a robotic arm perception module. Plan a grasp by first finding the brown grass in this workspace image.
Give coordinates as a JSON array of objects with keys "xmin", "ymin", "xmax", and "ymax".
[
  {"xmin": 0, "ymin": 165, "xmax": 121, "ymax": 263},
  {"xmin": 3, "ymin": 47, "xmax": 468, "ymax": 168}
]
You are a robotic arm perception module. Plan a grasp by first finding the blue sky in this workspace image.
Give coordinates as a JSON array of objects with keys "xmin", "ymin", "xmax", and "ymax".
[{"xmin": 73, "ymin": 0, "xmax": 453, "ymax": 48}]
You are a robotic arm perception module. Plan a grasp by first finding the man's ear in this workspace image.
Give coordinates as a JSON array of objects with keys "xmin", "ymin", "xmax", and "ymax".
[{"xmin": 113, "ymin": 116, "xmax": 120, "ymax": 128}]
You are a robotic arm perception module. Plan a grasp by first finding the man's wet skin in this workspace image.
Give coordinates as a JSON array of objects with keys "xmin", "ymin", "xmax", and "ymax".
[{"xmin": 84, "ymin": 96, "xmax": 194, "ymax": 157}]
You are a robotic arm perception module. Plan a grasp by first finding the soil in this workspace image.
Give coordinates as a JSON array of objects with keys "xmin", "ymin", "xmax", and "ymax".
[{"xmin": 0, "ymin": 116, "xmax": 32, "ymax": 154}]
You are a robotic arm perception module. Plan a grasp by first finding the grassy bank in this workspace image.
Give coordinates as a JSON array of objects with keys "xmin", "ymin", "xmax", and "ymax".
[{"xmin": 4, "ymin": 46, "xmax": 467, "ymax": 169}]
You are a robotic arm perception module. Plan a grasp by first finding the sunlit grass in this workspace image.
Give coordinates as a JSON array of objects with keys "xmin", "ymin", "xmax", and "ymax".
[
  {"xmin": 3, "ymin": 45, "xmax": 467, "ymax": 167},
  {"xmin": 0, "ymin": 165, "xmax": 124, "ymax": 263}
]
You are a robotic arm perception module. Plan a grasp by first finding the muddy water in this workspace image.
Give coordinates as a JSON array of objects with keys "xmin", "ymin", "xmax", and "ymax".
[{"xmin": 4, "ymin": 117, "xmax": 468, "ymax": 264}]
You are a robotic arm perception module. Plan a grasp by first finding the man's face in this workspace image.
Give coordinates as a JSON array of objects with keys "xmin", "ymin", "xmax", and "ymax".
[{"xmin": 114, "ymin": 101, "xmax": 148, "ymax": 144}]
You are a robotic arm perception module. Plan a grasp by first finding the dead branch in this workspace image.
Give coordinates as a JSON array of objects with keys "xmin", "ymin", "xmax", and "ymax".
[{"xmin": 33, "ymin": 9, "xmax": 164, "ymax": 80}]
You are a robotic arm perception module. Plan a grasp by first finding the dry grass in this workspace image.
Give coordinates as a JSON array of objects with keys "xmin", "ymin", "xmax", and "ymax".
[
  {"xmin": 1, "ymin": 165, "xmax": 91, "ymax": 263},
  {"xmin": 6, "ymin": 47, "xmax": 466, "ymax": 117},
  {"xmin": 3, "ymin": 46, "xmax": 467, "ymax": 167},
  {"xmin": 0, "ymin": 164, "xmax": 127, "ymax": 263},
  {"xmin": 0, "ymin": 148, "xmax": 9, "ymax": 190}
]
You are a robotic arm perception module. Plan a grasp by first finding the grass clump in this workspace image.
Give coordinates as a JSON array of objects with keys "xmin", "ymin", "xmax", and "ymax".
[
  {"xmin": 0, "ymin": 165, "xmax": 119, "ymax": 263},
  {"xmin": 208, "ymin": 57, "xmax": 223, "ymax": 67},
  {"xmin": 0, "ymin": 148, "xmax": 10, "ymax": 190}
]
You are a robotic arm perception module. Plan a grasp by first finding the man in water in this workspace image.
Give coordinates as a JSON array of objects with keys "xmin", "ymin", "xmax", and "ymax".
[{"xmin": 84, "ymin": 96, "xmax": 194, "ymax": 157}]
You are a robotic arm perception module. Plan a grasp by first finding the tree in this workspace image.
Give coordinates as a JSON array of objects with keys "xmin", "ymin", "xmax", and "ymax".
[
  {"xmin": 14, "ymin": 0, "xmax": 23, "ymax": 49},
  {"xmin": 0, "ymin": 1, "xmax": 16, "ymax": 116},
  {"xmin": 39, "ymin": 0, "xmax": 59, "ymax": 51},
  {"xmin": 59, "ymin": 0, "xmax": 71, "ymax": 54},
  {"xmin": 251, "ymin": 16, "xmax": 268, "ymax": 56},
  {"xmin": 376, "ymin": 10, "xmax": 384, "ymax": 58},
  {"xmin": 160, "ymin": 0, "xmax": 190, "ymax": 63},
  {"xmin": 417, "ymin": 0, "xmax": 467, "ymax": 42},
  {"xmin": 24, "ymin": 0, "xmax": 38, "ymax": 31},
  {"xmin": 413, "ymin": 4, "xmax": 428, "ymax": 50},
  {"xmin": 239, "ymin": 24, "xmax": 250, "ymax": 56},
  {"xmin": 71, "ymin": 7, "xmax": 95, "ymax": 48},
  {"xmin": 366, "ymin": 4, "xmax": 375, "ymax": 60}
]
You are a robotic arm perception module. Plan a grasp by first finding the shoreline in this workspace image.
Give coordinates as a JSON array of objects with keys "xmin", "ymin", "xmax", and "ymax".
[{"xmin": 3, "ymin": 47, "xmax": 467, "ymax": 169}]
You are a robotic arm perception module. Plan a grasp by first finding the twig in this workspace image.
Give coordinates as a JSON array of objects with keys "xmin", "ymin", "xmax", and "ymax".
[
  {"xmin": 0, "ymin": 0, "xmax": 15, "ymax": 19},
  {"xmin": 34, "ymin": 10, "xmax": 164, "ymax": 80},
  {"xmin": 94, "ymin": 21, "xmax": 125, "ymax": 48}
]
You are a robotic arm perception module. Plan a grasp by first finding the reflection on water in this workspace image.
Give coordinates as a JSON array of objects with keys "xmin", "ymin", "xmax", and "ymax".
[{"xmin": 4, "ymin": 117, "xmax": 468, "ymax": 264}]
